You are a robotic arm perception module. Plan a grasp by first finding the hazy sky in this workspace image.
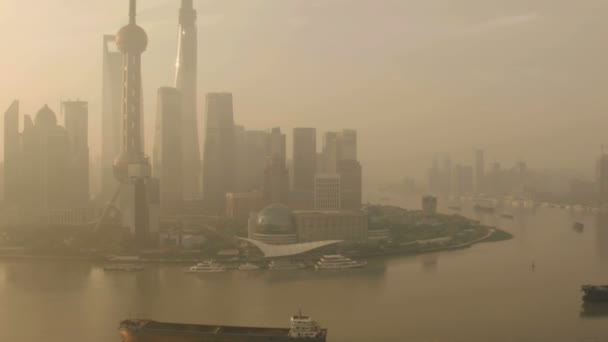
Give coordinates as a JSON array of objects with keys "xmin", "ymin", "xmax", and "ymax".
[{"xmin": 1, "ymin": 0, "xmax": 608, "ymax": 182}]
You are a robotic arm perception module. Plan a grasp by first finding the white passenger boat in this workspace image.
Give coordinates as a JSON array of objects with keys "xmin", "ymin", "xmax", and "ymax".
[
  {"xmin": 315, "ymin": 255, "xmax": 366, "ymax": 270},
  {"xmin": 185, "ymin": 261, "xmax": 226, "ymax": 273}
]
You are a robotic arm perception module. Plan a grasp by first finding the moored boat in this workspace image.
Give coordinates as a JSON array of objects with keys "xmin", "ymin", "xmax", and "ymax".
[
  {"xmin": 119, "ymin": 312, "xmax": 328, "ymax": 342},
  {"xmin": 185, "ymin": 261, "xmax": 226, "ymax": 273},
  {"xmin": 315, "ymin": 254, "xmax": 366, "ymax": 270},
  {"xmin": 582, "ymin": 285, "xmax": 608, "ymax": 302}
]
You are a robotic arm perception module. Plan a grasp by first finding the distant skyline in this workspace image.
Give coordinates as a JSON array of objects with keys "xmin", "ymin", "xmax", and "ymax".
[{"xmin": 1, "ymin": 0, "xmax": 608, "ymax": 181}]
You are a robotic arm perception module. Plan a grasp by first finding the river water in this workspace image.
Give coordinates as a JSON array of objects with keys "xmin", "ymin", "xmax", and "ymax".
[{"xmin": 0, "ymin": 198, "xmax": 607, "ymax": 342}]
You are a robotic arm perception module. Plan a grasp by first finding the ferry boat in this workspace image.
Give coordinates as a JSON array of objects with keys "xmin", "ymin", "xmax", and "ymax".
[
  {"xmin": 119, "ymin": 312, "xmax": 327, "ymax": 342},
  {"xmin": 315, "ymin": 255, "xmax": 367, "ymax": 270},
  {"xmin": 103, "ymin": 264, "xmax": 144, "ymax": 272},
  {"xmin": 268, "ymin": 259, "xmax": 306, "ymax": 271},
  {"xmin": 238, "ymin": 263, "xmax": 260, "ymax": 271},
  {"xmin": 185, "ymin": 261, "xmax": 226, "ymax": 273},
  {"xmin": 582, "ymin": 285, "xmax": 608, "ymax": 302}
]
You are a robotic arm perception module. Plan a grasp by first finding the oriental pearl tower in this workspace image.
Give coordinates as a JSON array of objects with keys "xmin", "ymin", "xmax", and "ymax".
[{"xmin": 113, "ymin": 0, "xmax": 150, "ymax": 246}]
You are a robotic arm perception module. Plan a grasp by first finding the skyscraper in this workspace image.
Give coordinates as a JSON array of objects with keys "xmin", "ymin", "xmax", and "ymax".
[
  {"xmin": 113, "ymin": 0, "xmax": 151, "ymax": 245},
  {"xmin": 101, "ymin": 35, "xmax": 123, "ymax": 200},
  {"xmin": 322, "ymin": 132, "xmax": 339, "ymax": 173},
  {"xmin": 314, "ymin": 174, "xmax": 341, "ymax": 210},
  {"xmin": 202, "ymin": 93, "xmax": 236, "ymax": 213},
  {"xmin": 3, "ymin": 101, "xmax": 20, "ymax": 204},
  {"xmin": 475, "ymin": 149, "xmax": 485, "ymax": 194},
  {"xmin": 153, "ymin": 87, "xmax": 183, "ymax": 215},
  {"xmin": 262, "ymin": 128, "xmax": 289, "ymax": 205},
  {"xmin": 63, "ymin": 101, "xmax": 90, "ymax": 204},
  {"xmin": 338, "ymin": 160, "xmax": 362, "ymax": 210},
  {"xmin": 337, "ymin": 129, "xmax": 357, "ymax": 162},
  {"xmin": 23, "ymin": 105, "xmax": 69, "ymax": 209},
  {"xmin": 241, "ymin": 130, "xmax": 269, "ymax": 192},
  {"xmin": 293, "ymin": 128, "xmax": 317, "ymax": 192},
  {"xmin": 175, "ymin": 0, "xmax": 201, "ymax": 200}
]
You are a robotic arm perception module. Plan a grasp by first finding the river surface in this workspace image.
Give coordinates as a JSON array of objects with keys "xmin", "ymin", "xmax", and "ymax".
[{"xmin": 1, "ymin": 197, "xmax": 608, "ymax": 342}]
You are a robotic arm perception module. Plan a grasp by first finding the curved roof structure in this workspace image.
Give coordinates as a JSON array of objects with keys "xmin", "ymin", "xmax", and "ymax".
[{"xmin": 239, "ymin": 238, "xmax": 342, "ymax": 258}]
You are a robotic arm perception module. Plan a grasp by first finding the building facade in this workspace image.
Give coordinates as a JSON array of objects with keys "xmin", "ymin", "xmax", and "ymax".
[
  {"xmin": 101, "ymin": 35, "xmax": 123, "ymax": 201},
  {"xmin": 292, "ymin": 128, "xmax": 317, "ymax": 193},
  {"xmin": 337, "ymin": 160, "xmax": 362, "ymax": 210},
  {"xmin": 294, "ymin": 210, "xmax": 368, "ymax": 243},
  {"xmin": 314, "ymin": 174, "xmax": 341, "ymax": 210},
  {"xmin": 63, "ymin": 101, "xmax": 90, "ymax": 204},
  {"xmin": 175, "ymin": 0, "xmax": 201, "ymax": 200},
  {"xmin": 202, "ymin": 92, "xmax": 236, "ymax": 213},
  {"xmin": 153, "ymin": 87, "xmax": 183, "ymax": 215}
]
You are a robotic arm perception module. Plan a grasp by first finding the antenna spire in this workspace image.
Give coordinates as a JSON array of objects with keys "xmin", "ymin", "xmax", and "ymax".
[{"xmin": 129, "ymin": 0, "xmax": 137, "ymax": 24}]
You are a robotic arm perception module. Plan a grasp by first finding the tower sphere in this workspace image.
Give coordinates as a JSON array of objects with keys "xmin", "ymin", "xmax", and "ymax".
[{"xmin": 116, "ymin": 24, "xmax": 148, "ymax": 53}]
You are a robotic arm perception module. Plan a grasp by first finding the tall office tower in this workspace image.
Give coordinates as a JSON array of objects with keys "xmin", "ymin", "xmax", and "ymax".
[
  {"xmin": 322, "ymin": 132, "xmax": 339, "ymax": 173},
  {"xmin": 101, "ymin": 35, "xmax": 123, "ymax": 200},
  {"xmin": 338, "ymin": 160, "xmax": 362, "ymax": 210},
  {"xmin": 263, "ymin": 157, "xmax": 289, "ymax": 205},
  {"xmin": 63, "ymin": 101, "xmax": 90, "ymax": 204},
  {"xmin": 263, "ymin": 128, "xmax": 288, "ymax": 205},
  {"xmin": 241, "ymin": 130, "xmax": 269, "ymax": 191},
  {"xmin": 293, "ymin": 128, "xmax": 317, "ymax": 192},
  {"xmin": 597, "ymin": 149, "xmax": 608, "ymax": 206},
  {"xmin": 202, "ymin": 93, "xmax": 236, "ymax": 213},
  {"xmin": 21, "ymin": 106, "xmax": 70, "ymax": 209},
  {"xmin": 3, "ymin": 101, "xmax": 20, "ymax": 204},
  {"xmin": 475, "ymin": 149, "xmax": 485, "ymax": 194},
  {"xmin": 175, "ymin": 0, "xmax": 201, "ymax": 200},
  {"xmin": 267, "ymin": 127, "xmax": 287, "ymax": 162},
  {"xmin": 153, "ymin": 87, "xmax": 183, "ymax": 215},
  {"xmin": 113, "ymin": 0, "xmax": 151, "ymax": 245},
  {"xmin": 314, "ymin": 174, "xmax": 341, "ymax": 210},
  {"xmin": 234, "ymin": 125, "xmax": 247, "ymax": 191},
  {"xmin": 337, "ymin": 129, "xmax": 357, "ymax": 162}
]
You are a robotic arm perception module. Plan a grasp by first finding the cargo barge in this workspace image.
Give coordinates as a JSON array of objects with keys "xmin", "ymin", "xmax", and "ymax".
[{"xmin": 119, "ymin": 313, "xmax": 327, "ymax": 342}]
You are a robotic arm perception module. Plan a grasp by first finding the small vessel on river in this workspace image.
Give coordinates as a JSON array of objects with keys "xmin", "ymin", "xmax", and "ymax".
[
  {"xmin": 119, "ymin": 312, "xmax": 328, "ymax": 342},
  {"xmin": 315, "ymin": 255, "xmax": 366, "ymax": 270},
  {"xmin": 185, "ymin": 261, "xmax": 226, "ymax": 273},
  {"xmin": 582, "ymin": 285, "xmax": 608, "ymax": 302}
]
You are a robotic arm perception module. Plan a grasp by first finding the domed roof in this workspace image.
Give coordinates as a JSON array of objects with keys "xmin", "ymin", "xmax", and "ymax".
[
  {"xmin": 256, "ymin": 204, "xmax": 296, "ymax": 235},
  {"xmin": 116, "ymin": 23, "xmax": 148, "ymax": 53},
  {"xmin": 35, "ymin": 105, "xmax": 57, "ymax": 127}
]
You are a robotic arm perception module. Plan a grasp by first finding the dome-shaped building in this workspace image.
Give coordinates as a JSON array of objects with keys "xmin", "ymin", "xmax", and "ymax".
[
  {"xmin": 248, "ymin": 204, "xmax": 298, "ymax": 245},
  {"xmin": 35, "ymin": 105, "xmax": 58, "ymax": 127}
]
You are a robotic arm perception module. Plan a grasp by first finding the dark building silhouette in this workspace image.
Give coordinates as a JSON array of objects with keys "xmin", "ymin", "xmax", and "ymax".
[
  {"xmin": 63, "ymin": 101, "xmax": 90, "ymax": 204},
  {"xmin": 3, "ymin": 100, "xmax": 20, "ymax": 204},
  {"xmin": 101, "ymin": 35, "xmax": 123, "ymax": 200},
  {"xmin": 22, "ymin": 105, "xmax": 69, "ymax": 209},
  {"xmin": 153, "ymin": 87, "xmax": 183, "ymax": 215},
  {"xmin": 293, "ymin": 128, "xmax": 317, "ymax": 192},
  {"xmin": 113, "ymin": 0, "xmax": 151, "ymax": 245},
  {"xmin": 240, "ymin": 130, "xmax": 269, "ymax": 192},
  {"xmin": 263, "ymin": 128, "xmax": 289, "ymax": 205},
  {"xmin": 175, "ymin": 0, "xmax": 201, "ymax": 200},
  {"xmin": 321, "ymin": 132, "xmax": 339, "ymax": 173},
  {"xmin": 338, "ymin": 160, "xmax": 362, "ymax": 210},
  {"xmin": 202, "ymin": 92, "xmax": 236, "ymax": 213}
]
